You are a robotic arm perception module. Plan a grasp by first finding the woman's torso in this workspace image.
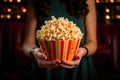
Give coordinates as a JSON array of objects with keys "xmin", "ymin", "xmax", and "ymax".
[
  {"xmin": 33, "ymin": 1, "xmax": 96, "ymax": 80},
  {"xmin": 44, "ymin": 0, "xmax": 86, "ymax": 46}
]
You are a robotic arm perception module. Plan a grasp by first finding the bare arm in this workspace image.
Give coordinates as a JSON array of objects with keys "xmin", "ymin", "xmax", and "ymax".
[
  {"xmin": 23, "ymin": 2, "xmax": 38, "ymax": 57},
  {"xmin": 83, "ymin": 0, "xmax": 97, "ymax": 56},
  {"xmin": 22, "ymin": 2, "xmax": 59, "ymax": 68},
  {"xmin": 60, "ymin": 0, "xmax": 97, "ymax": 68}
]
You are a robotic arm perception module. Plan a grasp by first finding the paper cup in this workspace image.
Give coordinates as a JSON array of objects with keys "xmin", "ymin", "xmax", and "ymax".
[{"xmin": 38, "ymin": 39, "xmax": 81, "ymax": 61}]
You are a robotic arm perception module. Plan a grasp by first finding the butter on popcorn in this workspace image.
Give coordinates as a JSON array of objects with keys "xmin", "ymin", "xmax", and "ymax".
[{"xmin": 36, "ymin": 16, "xmax": 83, "ymax": 40}]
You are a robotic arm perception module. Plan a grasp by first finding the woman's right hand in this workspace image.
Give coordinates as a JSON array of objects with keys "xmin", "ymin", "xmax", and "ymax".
[{"xmin": 32, "ymin": 48, "xmax": 60, "ymax": 68}]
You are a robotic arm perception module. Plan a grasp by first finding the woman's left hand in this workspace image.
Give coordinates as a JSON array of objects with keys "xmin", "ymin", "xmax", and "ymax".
[{"xmin": 60, "ymin": 47, "xmax": 86, "ymax": 69}]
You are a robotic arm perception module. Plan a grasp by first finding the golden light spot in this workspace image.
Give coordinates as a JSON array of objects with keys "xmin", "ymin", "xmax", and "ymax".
[
  {"xmin": 21, "ymin": 7, "xmax": 27, "ymax": 13},
  {"xmin": 110, "ymin": 0, "xmax": 114, "ymax": 3},
  {"xmin": 7, "ymin": 8, "xmax": 11, "ymax": 12},
  {"xmin": 96, "ymin": 0, "xmax": 100, "ymax": 3},
  {"xmin": 105, "ymin": 15, "xmax": 110, "ymax": 20},
  {"xmin": 7, "ymin": 14, "xmax": 11, "ymax": 19},
  {"xmin": 9, "ymin": 0, "xmax": 13, "ymax": 2},
  {"xmin": 116, "ymin": 15, "xmax": 120, "ymax": 19},
  {"xmin": 105, "ymin": 8, "xmax": 110, "ymax": 13},
  {"xmin": 0, "ymin": 15, "xmax": 4, "ymax": 19},
  {"xmin": 16, "ymin": 15, "xmax": 21, "ymax": 19},
  {"xmin": 3, "ymin": 0, "xmax": 7, "ymax": 2},
  {"xmin": 17, "ymin": 0, "xmax": 21, "ymax": 3}
]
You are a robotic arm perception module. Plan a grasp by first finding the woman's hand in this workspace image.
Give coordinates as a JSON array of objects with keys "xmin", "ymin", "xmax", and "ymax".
[
  {"xmin": 60, "ymin": 47, "xmax": 86, "ymax": 69},
  {"xmin": 32, "ymin": 48, "xmax": 60, "ymax": 68}
]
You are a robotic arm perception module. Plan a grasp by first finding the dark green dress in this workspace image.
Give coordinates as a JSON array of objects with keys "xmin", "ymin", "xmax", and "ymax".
[{"xmin": 30, "ymin": 0, "xmax": 97, "ymax": 80}]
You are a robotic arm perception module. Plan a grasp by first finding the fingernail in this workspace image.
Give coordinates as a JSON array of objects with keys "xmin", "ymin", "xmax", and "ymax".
[{"xmin": 76, "ymin": 56, "xmax": 80, "ymax": 60}]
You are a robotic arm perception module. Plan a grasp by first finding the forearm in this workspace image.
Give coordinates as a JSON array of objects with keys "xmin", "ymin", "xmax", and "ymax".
[
  {"xmin": 83, "ymin": 40, "xmax": 97, "ymax": 56},
  {"xmin": 22, "ymin": 42, "xmax": 37, "ymax": 57},
  {"xmin": 83, "ymin": 0, "xmax": 97, "ymax": 57}
]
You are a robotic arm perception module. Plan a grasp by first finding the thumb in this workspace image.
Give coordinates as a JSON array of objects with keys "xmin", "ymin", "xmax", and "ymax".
[
  {"xmin": 36, "ymin": 52, "xmax": 47, "ymax": 60},
  {"xmin": 75, "ymin": 48, "xmax": 84, "ymax": 60}
]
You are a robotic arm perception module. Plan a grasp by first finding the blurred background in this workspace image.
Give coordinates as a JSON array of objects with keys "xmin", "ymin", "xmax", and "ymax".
[{"xmin": 0, "ymin": 0, "xmax": 120, "ymax": 80}]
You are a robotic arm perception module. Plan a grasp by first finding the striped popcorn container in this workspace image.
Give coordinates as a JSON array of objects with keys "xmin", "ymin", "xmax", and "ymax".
[{"xmin": 38, "ymin": 39, "xmax": 81, "ymax": 61}]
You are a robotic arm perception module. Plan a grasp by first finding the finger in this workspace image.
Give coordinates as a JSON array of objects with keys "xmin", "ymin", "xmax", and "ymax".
[
  {"xmin": 40, "ymin": 63, "xmax": 59, "ymax": 68},
  {"xmin": 38, "ymin": 60, "xmax": 60, "ymax": 68},
  {"xmin": 36, "ymin": 52, "xmax": 47, "ymax": 60},
  {"xmin": 39, "ymin": 61, "xmax": 59, "ymax": 68},
  {"xmin": 60, "ymin": 59, "xmax": 81, "ymax": 69},
  {"xmin": 61, "ymin": 59, "xmax": 80, "ymax": 66},
  {"xmin": 76, "ymin": 48, "xmax": 85, "ymax": 58},
  {"xmin": 60, "ymin": 64, "xmax": 76, "ymax": 69},
  {"xmin": 39, "ymin": 48, "xmax": 43, "ymax": 53}
]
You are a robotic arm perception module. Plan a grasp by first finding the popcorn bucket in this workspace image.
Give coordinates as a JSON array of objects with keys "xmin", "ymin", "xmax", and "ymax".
[{"xmin": 38, "ymin": 39, "xmax": 81, "ymax": 61}]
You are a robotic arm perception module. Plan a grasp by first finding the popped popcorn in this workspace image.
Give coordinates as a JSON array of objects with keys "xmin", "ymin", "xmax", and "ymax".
[{"xmin": 36, "ymin": 16, "xmax": 83, "ymax": 41}]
